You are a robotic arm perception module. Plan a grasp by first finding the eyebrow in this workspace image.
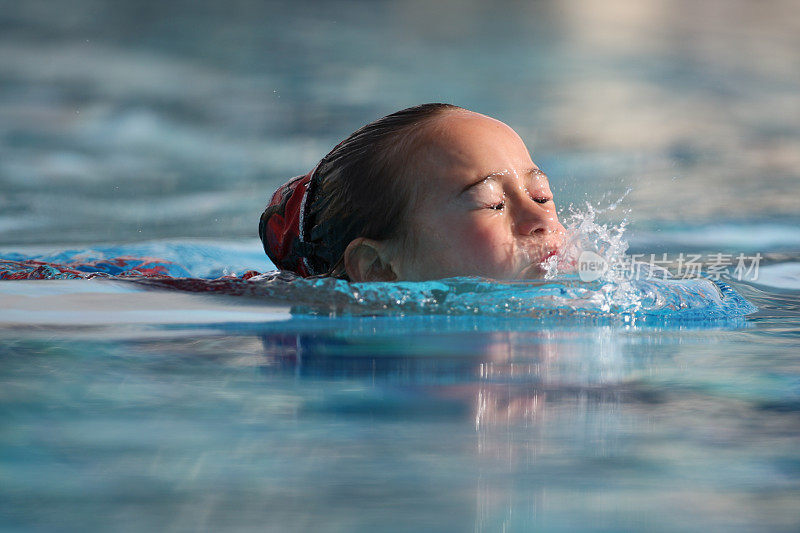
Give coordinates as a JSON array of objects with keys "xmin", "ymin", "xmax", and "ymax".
[{"xmin": 459, "ymin": 168, "xmax": 547, "ymax": 194}]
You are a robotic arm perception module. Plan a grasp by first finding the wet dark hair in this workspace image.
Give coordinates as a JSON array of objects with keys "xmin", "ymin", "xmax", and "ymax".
[{"xmin": 299, "ymin": 102, "xmax": 461, "ymax": 278}]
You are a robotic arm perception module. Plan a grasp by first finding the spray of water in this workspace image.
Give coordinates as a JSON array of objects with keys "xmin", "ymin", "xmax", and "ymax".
[
  {"xmin": 543, "ymin": 188, "xmax": 632, "ymax": 280},
  {"xmin": 533, "ymin": 188, "xmax": 654, "ymax": 314}
]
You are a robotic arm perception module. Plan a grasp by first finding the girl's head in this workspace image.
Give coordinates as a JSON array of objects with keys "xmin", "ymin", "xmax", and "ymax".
[{"xmin": 260, "ymin": 103, "xmax": 565, "ymax": 281}]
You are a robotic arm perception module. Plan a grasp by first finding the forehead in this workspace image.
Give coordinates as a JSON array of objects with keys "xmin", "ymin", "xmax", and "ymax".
[{"xmin": 412, "ymin": 110, "xmax": 536, "ymax": 194}]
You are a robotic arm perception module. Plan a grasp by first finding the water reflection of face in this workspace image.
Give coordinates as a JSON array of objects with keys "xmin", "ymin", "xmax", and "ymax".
[
  {"xmin": 258, "ymin": 326, "xmax": 627, "ymax": 429},
  {"xmin": 396, "ymin": 110, "xmax": 566, "ymax": 281},
  {"xmin": 474, "ymin": 329, "xmax": 621, "ymax": 429}
]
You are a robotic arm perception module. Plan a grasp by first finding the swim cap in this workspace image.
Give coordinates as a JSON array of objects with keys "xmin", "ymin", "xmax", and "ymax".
[{"xmin": 258, "ymin": 168, "xmax": 318, "ymax": 277}]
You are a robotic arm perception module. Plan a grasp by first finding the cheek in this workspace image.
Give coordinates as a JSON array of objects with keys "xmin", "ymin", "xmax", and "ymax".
[
  {"xmin": 463, "ymin": 224, "xmax": 509, "ymax": 255},
  {"xmin": 449, "ymin": 219, "xmax": 517, "ymax": 271},
  {"xmin": 405, "ymin": 211, "xmax": 517, "ymax": 278}
]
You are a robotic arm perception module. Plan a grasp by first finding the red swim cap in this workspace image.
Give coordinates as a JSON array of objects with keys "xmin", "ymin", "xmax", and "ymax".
[{"xmin": 258, "ymin": 169, "xmax": 316, "ymax": 277}]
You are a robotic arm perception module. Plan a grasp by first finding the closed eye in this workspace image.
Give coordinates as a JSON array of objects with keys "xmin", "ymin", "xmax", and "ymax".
[
  {"xmin": 533, "ymin": 197, "xmax": 552, "ymax": 204},
  {"xmin": 488, "ymin": 201, "xmax": 505, "ymax": 211}
]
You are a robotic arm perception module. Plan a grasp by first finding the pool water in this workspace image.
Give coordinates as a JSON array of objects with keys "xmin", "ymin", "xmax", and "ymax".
[
  {"xmin": 2, "ymin": 233, "xmax": 800, "ymax": 531},
  {"xmin": 2, "ymin": 0, "xmax": 800, "ymax": 531}
]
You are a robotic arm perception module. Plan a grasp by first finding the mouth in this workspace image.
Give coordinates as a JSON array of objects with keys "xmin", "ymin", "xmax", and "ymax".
[
  {"xmin": 540, "ymin": 249, "xmax": 559, "ymax": 262},
  {"xmin": 516, "ymin": 247, "xmax": 560, "ymax": 279}
]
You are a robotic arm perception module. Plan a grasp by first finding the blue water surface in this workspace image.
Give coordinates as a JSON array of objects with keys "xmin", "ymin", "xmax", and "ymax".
[{"xmin": 2, "ymin": 238, "xmax": 799, "ymax": 532}]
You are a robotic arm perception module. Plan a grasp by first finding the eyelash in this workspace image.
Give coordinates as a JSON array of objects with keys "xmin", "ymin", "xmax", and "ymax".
[{"xmin": 486, "ymin": 197, "xmax": 551, "ymax": 210}]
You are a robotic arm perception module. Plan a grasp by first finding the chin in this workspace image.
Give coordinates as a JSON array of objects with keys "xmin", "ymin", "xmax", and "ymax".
[{"xmin": 515, "ymin": 262, "xmax": 547, "ymax": 280}]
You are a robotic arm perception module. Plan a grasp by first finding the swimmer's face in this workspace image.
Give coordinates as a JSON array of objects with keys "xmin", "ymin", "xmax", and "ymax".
[{"xmin": 396, "ymin": 110, "xmax": 565, "ymax": 281}]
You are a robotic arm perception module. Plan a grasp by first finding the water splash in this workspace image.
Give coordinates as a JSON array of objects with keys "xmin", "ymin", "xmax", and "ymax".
[
  {"xmin": 544, "ymin": 188, "xmax": 632, "ymax": 280},
  {"xmin": 536, "ymin": 189, "xmax": 668, "ymax": 314}
]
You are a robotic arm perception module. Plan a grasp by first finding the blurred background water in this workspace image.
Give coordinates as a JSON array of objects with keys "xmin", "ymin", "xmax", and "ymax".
[
  {"xmin": 1, "ymin": 0, "xmax": 800, "ymax": 531},
  {"xmin": 1, "ymin": 0, "xmax": 799, "ymax": 245}
]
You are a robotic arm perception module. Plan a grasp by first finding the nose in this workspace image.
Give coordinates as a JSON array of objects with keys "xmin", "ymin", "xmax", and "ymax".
[{"xmin": 514, "ymin": 198, "xmax": 562, "ymax": 238}]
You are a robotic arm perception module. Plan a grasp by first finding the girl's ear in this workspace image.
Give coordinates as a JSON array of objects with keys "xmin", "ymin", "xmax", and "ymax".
[{"xmin": 344, "ymin": 238, "xmax": 399, "ymax": 282}]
